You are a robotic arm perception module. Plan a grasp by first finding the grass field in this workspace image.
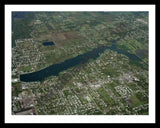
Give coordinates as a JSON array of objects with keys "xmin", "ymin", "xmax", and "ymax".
[{"xmin": 129, "ymin": 95, "xmax": 142, "ymax": 107}]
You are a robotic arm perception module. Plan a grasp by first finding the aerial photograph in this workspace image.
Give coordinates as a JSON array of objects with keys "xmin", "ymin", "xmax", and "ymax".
[{"xmin": 11, "ymin": 11, "xmax": 148, "ymax": 115}]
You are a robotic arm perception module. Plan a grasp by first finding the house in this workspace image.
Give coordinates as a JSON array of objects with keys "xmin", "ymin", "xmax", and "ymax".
[
  {"xmin": 12, "ymin": 78, "xmax": 18, "ymax": 83},
  {"xmin": 22, "ymin": 85, "xmax": 26, "ymax": 90}
]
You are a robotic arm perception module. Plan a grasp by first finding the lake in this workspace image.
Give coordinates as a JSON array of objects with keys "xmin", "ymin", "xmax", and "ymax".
[{"xmin": 20, "ymin": 38, "xmax": 140, "ymax": 82}]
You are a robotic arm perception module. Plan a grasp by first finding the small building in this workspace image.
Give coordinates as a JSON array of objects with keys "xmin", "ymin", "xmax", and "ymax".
[
  {"xmin": 30, "ymin": 104, "xmax": 34, "ymax": 107},
  {"xmin": 12, "ymin": 78, "xmax": 18, "ymax": 83},
  {"xmin": 133, "ymin": 77, "xmax": 139, "ymax": 81},
  {"xmin": 22, "ymin": 85, "xmax": 26, "ymax": 90}
]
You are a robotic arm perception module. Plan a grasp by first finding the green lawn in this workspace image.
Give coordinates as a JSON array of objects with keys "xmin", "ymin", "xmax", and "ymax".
[
  {"xmin": 19, "ymin": 65, "xmax": 33, "ymax": 72},
  {"xmin": 97, "ymin": 87, "xmax": 113, "ymax": 104},
  {"xmin": 129, "ymin": 95, "xmax": 143, "ymax": 107},
  {"xmin": 12, "ymin": 82, "xmax": 22, "ymax": 97}
]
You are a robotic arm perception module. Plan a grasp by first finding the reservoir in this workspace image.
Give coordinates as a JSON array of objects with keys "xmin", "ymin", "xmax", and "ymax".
[{"xmin": 20, "ymin": 38, "xmax": 140, "ymax": 82}]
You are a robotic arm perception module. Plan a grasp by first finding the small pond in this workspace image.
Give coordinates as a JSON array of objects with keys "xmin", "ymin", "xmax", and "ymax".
[{"xmin": 43, "ymin": 42, "xmax": 55, "ymax": 46}]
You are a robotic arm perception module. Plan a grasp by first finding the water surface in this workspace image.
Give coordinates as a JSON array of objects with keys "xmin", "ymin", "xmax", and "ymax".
[{"xmin": 43, "ymin": 42, "xmax": 55, "ymax": 46}]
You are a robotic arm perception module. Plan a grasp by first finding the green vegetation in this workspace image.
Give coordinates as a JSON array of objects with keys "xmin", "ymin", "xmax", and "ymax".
[
  {"xmin": 97, "ymin": 87, "xmax": 113, "ymax": 104},
  {"xmin": 21, "ymin": 65, "xmax": 32, "ymax": 72},
  {"xmin": 129, "ymin": 95, "xmax": 142, "ymax": 107},
  {"xmin": 63, "ymin": 90, "xmax": 72, "ymax": 97},
  {"xmin": 137, "ymin": 107, "xmax": 148, "ymax": 115},
  {"xmin": 12, "ymin": 12, "xmax": 35, "ymax": 47},
  {"xmin": 135, "ymin": 92, "xmax": 148, "ymax": 103},
  {"xmin": 129, "ymin": 60, "xmax": 147, "ymax": 70},
  {"xmin": 101, "ymin": 65, "xmax": 120, "ymax": 77},
  {"xmin": 12, "ymin": 82, "xmax": 22, "ymax": 96},
  {"xmin": 127, "ymin": 83, "xmax": 137, "ymax": 91}
]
